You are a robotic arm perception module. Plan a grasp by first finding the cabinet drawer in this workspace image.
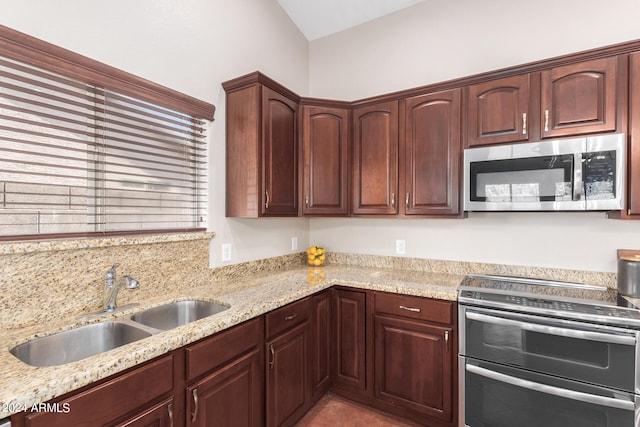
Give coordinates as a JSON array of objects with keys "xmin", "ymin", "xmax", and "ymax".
[
  {"xmin": 186, "ymin": 317, "xmax": 261, "ymax": 382},
  {"xmin": 374, "ymin": 292, "xmax": 454, "ymax": 325},
  {"xmin": 265, "ymin": 297, "xmax": 311, "ymax": 339},
  {"xmin": 24, "ymin": 355, "xmax": 173, "ymax": 427}
]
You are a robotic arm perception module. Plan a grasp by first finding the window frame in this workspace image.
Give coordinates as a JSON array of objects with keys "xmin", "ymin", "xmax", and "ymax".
[{"xmin": 0, "ymin": 24, "xmax": 215, "ymax": 242}]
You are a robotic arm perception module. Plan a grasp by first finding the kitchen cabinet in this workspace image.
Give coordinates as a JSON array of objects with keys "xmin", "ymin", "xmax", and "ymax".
[
  {"xmin": 310, "ymin": 290, "xmax": 332, "ymax": 402},
  {"xmin": 265, "ymin": 297, "xmax": 311, "ymax": 427},
  {"xmin": 332, "ymin": 288, "xmax": 367, "ymax": 395},
  {"xmin": 185, "ymin": 318, "xmax": 263, "ymax": 427},
  {"xmin": 223, "ymin": 72, "xmax": 299, "ymax": 217},
  {"xmin": 467, "ymin": 74, "xmax": 531, "ymax": 147},
  {"xmin": 14, "ymin": 355, "xmax": 174, "ymax": 427},
  {"xmin": 467, "ymin": 56, "xmax": 623, "ymax": 146},
  {"xmin": 628, "ymin": 52, "xmax": 640, "ymax": 216},
  {"xmin": 540, "ymin": 56, "xmax": 620, "ymax": 139},
  {"xmin": 373, "ymin": 292, "xmax": 456, "ymax": 426},
  {"xmin": 352, "ymin": 101, "xmax": 399, "ymax": 215},
  {"xmin": 402, "ymin": 89, "xmax": 462, "ymax": 216},
  {"xmin": 301, "ymin": 104, "xmax": 350, "ymax": 216}
]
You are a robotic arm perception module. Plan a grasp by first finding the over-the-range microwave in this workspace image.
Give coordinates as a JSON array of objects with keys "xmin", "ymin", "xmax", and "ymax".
[{"xmin": 463, "ymin": 133, "xmax": 626, "ymax": 212}]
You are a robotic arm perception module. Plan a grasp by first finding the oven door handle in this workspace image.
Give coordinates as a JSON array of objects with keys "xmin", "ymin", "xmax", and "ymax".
[
  {"xmin": 466, "ymin": 311, "xmax": 636, "ymax": 346},
  {"xmin": 466, "ymin": 363, "xmax": 636, "ymax": 411}
]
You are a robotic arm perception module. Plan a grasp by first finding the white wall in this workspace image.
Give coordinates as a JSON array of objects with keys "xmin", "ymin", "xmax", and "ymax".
[
  {"xmin": 0, "ymin": 0, "xmax": 311, "ymax": 267},
  {"xmin": 308, "ymin": 0, "xmax": 640, "ymax": 273}
]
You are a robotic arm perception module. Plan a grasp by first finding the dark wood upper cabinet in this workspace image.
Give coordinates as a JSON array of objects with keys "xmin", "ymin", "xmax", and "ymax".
[
  {"xmin": 301, "ymin": 105, "xmax": 350, "ymax": 216},
  {"xmin": 352, "ymin": 101, "xmax": 399, "ymax": 215},
  {"xmin": 402, "ymin": 89, "xmax": 462, "ymax": 216},
  {"xmin": 223, "ymin": 73, "xmax": 299, "ymax": 218},
  {"xmin": 540, "ymin": 56, "xmax": 619, "ymax": 138},
  {"xmin": 629, "ymin": 52, "xmax": 640, "ymax": 216},
  {"xmin": 467, "ymin": 74, "xmax": 531, "ymax": 147}
]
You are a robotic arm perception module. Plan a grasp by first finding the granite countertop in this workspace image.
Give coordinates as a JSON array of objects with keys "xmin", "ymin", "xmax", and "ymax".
[{"xmin": 0, "ymin": 264, "xmax": 462, "ymax": 418}]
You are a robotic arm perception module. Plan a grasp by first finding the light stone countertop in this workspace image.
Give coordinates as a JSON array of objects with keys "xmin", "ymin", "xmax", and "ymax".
[{"xmin": 0, "ymin": 264, "xmax": 462, "ymax": 418}]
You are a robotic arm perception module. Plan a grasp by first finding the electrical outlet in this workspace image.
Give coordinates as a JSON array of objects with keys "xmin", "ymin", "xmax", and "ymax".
[
  {"xmin": 221, "ymin": 243, "xmax": 232, "ymax": 262},
  {"xmin": 291, "ymin": 236, "xmax": 298, "ymax": 251},
  {"xmin": 396, "ymin": 239, "xmax": 406, "ymax": 255}
]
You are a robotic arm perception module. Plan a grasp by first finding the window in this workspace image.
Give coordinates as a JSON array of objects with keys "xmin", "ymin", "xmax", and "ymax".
[{"xmin": 0, "ymin": 25, "xmax": 214, "ymax": 240}]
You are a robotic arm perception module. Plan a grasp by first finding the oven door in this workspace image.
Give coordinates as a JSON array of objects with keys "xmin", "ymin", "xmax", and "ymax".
[
  {"xmin": 461, "ymin": 357, "xmax": 638, "ymax": 427},
  {"xmin": 460, "ymin": 305, "xmax": 639, "ymax": 393}
]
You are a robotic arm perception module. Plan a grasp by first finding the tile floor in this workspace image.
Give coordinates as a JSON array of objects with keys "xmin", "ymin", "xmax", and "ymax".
[{"xmin": 295, "ymin": 393, "xmax": 423, "ymax": 427}]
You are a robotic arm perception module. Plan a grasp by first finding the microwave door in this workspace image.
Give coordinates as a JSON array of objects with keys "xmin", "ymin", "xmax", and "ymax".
[{"xmin": 467, "ymin": 154, "xmax": 578, "ymax": 211}]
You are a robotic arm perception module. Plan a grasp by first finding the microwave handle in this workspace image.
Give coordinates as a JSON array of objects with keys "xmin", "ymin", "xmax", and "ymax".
[
  {"xmin": 572, "ymin": 152, "xmax": 584, "ymax": 201},
  {"xmin": 466, "ymin": 364, "xmax": 635, "ymax": 411}
]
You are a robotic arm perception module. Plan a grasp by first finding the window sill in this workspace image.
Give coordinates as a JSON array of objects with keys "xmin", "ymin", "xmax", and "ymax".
[{"xmin": 0, "ymin": 231, "xmax": 215, "ymax": 255}]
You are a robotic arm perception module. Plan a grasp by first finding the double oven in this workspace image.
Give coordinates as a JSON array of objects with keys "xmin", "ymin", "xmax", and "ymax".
[{"xmin": 458, "ymin": 275, "xmax": 640, "ymax": 427}]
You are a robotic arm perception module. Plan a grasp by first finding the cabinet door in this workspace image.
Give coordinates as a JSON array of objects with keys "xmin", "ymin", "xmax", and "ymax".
[
  {"xmin": 187, "ymin": 349, "xmax": 263, "ymax": 427},
  {"xmin": 403, "ymin": 89, "xmax": 461, "ymax": 216},
  {"xmin": 629, "ymin": 52, "xmax": 640, "ymax": 216},
  {"xmin": 374, "ymin": 314, "xmax": 454, "ymax": 422},
  {"xmin": 352, "ymin": 101, "xmax": 399, "ymax": 215},
  {"xmin": 467, "ymin": 74, "xmax": 530, "ymax": 146},
  {"xmin": 302, "ymin": 105, "xmax": 350, "ymax": 215},
  {"xmin": 114, "ymin": 398, "xmax": 173, "ymax": 427},
  {"xmin": 266, "ymin": 322, "xmax": 309, "ymax": 427},
  {"xmin": 310, "ymin": 290, "xmax": 332, "ymax": 402},
  {"xmin": 262, "ymin": 86, "xmax": 298, "ymax": 216},
  {"xmin": 332, "ymin": 289, "xmax": 367, "ymax": 393},
  {"xmin": 540, "ymin": 56, "xmax": 618, "ymax": 138}
]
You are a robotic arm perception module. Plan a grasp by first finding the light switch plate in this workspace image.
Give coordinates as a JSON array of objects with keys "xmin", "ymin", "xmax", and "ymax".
[{"xmin": 396, "ymin": 239, "xmax": 406, "ymax": 255}]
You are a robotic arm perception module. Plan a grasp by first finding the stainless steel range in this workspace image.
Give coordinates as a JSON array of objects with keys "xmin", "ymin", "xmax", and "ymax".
[{"xmin": 458, "ymin": 274, "xmax": 640, "ymax": 427}]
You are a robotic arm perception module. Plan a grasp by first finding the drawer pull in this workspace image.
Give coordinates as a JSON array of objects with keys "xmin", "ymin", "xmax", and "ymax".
[
  {"xmin": 191, "ymin": 389, "xmax": 199, "ymax": 422},
  {"xmin": 399, "ymin": 305, "xmax": 421, "ymax": 313},
  {"xmin": 445, "ymin": 330, "xmax": 450, "ymax": 352},
  {"xmin": 544, "ymin": 109, "xmax": 550, "ymax": 132},
  {"xmin": 168, "ymin": 403, "xmax": 174, "ymax": 427},
  {"xmin": 522, "ymin": 112, "xmax": 527, "ymax": 134},
  {"xmin": 265, "ymin": 190, "xmax": 270, "ymax": 210},
  {"xmin": 284, "ymin": 312, "xmax": 298, "ymax": 321}
]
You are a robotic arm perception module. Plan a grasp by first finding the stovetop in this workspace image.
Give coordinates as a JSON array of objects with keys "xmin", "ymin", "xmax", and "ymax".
[{"xmin": 458, "ymin": 274, "xmax": 640, "ymax": 328}]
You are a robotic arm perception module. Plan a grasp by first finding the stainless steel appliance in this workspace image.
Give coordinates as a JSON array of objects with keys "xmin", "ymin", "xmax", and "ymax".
[
  {"xmin": 463, "ymin": 133, "xmax": 626, "ymax": 211},
  {"xmin": 458, "ymin": 274, "xmax": 640, "ymax": 427}
]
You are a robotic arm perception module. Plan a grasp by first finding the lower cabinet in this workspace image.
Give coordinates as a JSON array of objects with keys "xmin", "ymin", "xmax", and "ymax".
[
  {"xmin": 11, "ymin": 288, "xmax": 457, "ymax": 427},
  {"xmin": 185, "ymin": 317, "xmax": 264, "ymax": 427},
  {"xmin": 373, "ymin": 292, "xmax": 457, "ymax": 426},
  {"xmin": 265, "ymin": 297, "xmax": 312, "ymax": 427},
  {"xmin": 13, "ymin": 355, "xmax": 175, "ymax": 427}
]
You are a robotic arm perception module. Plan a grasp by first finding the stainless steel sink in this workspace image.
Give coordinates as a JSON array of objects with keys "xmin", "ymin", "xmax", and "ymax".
[
  {"xmin": 130, "ymin": 300, "xmax": 230, "ymax": 330},
  {"xmin": 10, "ymin": 322, "xmax": 152, "ymax": 367}
]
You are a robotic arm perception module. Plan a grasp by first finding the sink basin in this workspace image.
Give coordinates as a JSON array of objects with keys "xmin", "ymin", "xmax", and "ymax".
[
  {"xmin": 10, "ymin": 322, "xmax": 151, "ymax": 367},
  {"xmin": 130, "ymin": 300, "xmax": 230, "ymax": 330}
]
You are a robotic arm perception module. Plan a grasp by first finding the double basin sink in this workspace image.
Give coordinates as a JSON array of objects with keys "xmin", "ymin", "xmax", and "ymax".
[{"xmin": 10, "ymin": 300, "xmax": 230, "ymax": 367}]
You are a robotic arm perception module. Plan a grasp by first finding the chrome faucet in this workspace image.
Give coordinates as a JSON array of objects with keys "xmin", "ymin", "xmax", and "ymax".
[{"xmin": 103, "ymin": 263, "xmax": 140, "ymax": 312}]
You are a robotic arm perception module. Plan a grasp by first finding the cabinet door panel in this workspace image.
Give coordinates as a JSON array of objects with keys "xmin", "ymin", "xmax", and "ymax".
[
  {"xmin": 262, "ymin": 87, "xmax": 298, "ymax": 216},
  {"xmin": 302, "ymin": 106, "xmax": 349, "ymax": 215},
  {"xmin": 467, "ymin": 74, "xmax": 530, "ymax": 146},
  {"xmin": 374, "ymin": 314, "xmax": 453, "ymax": 422},
  {"xmin": 540, "ymin": 57, "xmax": 618, "ymax": 138},
  {"xmin": 333, "ymin": 289, "xmax": 366, "ymax": 392},
  {"xmin": 311, "ymin": 291, "xmax": 332, "ymax": 401},
  {"xmin": 266, "ymin": 322, "xmax": 309, "ymax": 427},
  {"xmin": 404, "ymin": 89, "xmax": 461, "ymax": 215},
  {"xmin": 352, "ymin": 101, "xmax": 398, "ymax": 215},
  {"xmin": 187, "ymin": 349, "xmax": 263, "ymax": 427}
]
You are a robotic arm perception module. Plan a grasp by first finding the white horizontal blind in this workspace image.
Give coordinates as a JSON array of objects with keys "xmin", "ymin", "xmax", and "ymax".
[{"xmin": 0, "ymin": 56, "xmax": 208, "ymax": 238}]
